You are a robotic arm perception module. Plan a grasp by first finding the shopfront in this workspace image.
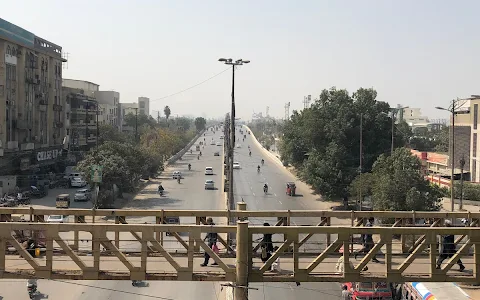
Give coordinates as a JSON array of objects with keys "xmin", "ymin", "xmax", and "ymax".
[{"xmin": 17, "ymin": 147, "xmax": 66, "ymax": 187}]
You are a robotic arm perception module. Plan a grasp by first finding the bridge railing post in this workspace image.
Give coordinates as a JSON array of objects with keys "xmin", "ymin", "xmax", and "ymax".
[
  {"xmin": 237, "ymin": 202, "xmax": 247, "ymax": 221},
  {"xmin": 236, "ymin": 221, "xmax": 249, "ymax": 300}
]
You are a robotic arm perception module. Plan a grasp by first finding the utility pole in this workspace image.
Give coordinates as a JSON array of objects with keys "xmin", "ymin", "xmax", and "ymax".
[
  {"xmin": 218, "ymin": 58, "xmax": 250, "ymax": 211},
  {"xmin": 359, "ymin": 114, "xmax": 363, "ymax": 211},
  {"xmin": 436, "ymin": 99, "xmax": 459, "ymax": 212},
  {"xmin": 460, "ymin": 154, "xmax": 466, "ymax": 211},
  {"xmin": 157, "ymin": 111, "xmax": 160, "ymax": 124},
  {"xmin": 134, "ymin": 107, "xmax": 138, "ymax": 142},
  {"xmin": 391, "ymin": 109, "xmax": 395, "ymax": 155}
]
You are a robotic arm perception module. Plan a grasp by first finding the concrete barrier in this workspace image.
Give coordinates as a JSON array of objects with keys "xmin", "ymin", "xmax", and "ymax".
[{"xmin": 165, "ymin": 129, "xmax": 206, "ymax": 167}]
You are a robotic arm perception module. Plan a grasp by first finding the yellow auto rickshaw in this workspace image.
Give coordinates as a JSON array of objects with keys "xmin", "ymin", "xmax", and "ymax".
[{"xmin": 56, "ymin": 194, "xmax": 70, "ymax": 209}]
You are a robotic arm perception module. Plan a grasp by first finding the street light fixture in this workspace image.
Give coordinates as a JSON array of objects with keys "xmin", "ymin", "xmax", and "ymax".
[
  {"xmin": 436, "ymin": 101, "xmax": 457, "ymax": 212},
  {"xmin": 218, "ymin": 57, "xmax": 250, "ymax": 213}
]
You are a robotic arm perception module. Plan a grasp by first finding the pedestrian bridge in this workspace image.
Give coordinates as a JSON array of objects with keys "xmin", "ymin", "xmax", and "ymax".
[{"xmin": 0, "ymin": 218, "xmax": 478, "ymax": 283}]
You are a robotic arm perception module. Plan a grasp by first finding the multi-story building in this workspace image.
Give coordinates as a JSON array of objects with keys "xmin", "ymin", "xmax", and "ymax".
[
  {"xmin": 0, "ymin": 18, "xmax": 67, "ymax": 176},
  {"xmin": 119, "ymin": 102, "xmax": 137, "ymax": 133},
  {"xmin": 453, "ymin": 96, "xmax": 480, "ymax": 182},
  {"xmin": 138, "ymin": 97, "xmax": 149, "ymax": 116},
  {"xmin": 95, "ymin": 91, "xmax": 119, "ymax": 128}
]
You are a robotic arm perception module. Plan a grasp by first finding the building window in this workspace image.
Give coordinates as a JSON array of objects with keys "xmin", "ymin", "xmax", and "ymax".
[
  {"xmin": 473, "ymin": 160, "xmax": 477, "ymax": 182},
  {"xmin": 474, "ymin": 133, "xmax": 478, "ymax": 158},
  {"xmin": 475, "ymin": 104, "xmax": 479, "ymax": 130}
]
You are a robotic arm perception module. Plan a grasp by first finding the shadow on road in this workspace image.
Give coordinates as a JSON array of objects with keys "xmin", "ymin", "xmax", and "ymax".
[{"xmin": 125, "ymin": 197, "xmax": 183, "ymax": 209}]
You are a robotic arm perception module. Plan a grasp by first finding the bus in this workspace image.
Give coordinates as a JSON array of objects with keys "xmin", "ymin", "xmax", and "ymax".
[{"xmin": 402, "ymin": 282, "xmax": 471, "ymax": 300}]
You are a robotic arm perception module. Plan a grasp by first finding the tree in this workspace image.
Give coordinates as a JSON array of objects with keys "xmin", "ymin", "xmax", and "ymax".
[
  {"xmin": 98, "ymin": 124, "xmax": 128, "ymax": 145},
  {"xmin": 123, "ymin": 112, "xmax": 156, "ymax": 129},
  {"xmin": 194, "ymin": 117, "xmax": 207, "ymax": 132},
  {"xmin": 174, "ymin": 117, "xmax": 191, "ymax": 132},
  {"xmin": 280, "ymin": 87, "xmax": 403, "ymax": 198},
  {"xmin": 164, "ymin": 106, "xmax": 171, "ymax": 122},
  {"xmin": 352, "ymin": 147, "xmax": 442, "ymax": 211}
]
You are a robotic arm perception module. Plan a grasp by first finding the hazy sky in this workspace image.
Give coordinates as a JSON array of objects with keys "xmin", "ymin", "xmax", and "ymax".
[{"xmin": 3, "ymin": 1, "xmax": 479, "ymax": 121}]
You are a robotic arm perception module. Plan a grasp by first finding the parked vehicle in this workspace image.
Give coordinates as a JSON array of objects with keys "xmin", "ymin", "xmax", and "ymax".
[
  {"xmin": 47, "ymin": 215, "xmax": 68, "ymax": 223},
  {"xmin": 17, "ymin": 192, "xmax": 31, "ymax": 205},
  {"xmin": 172, "ymin": 171, "xmax": 182, "ymax": 179},
  {"xmin": 74, "ymin": 189, "xmax": 92, "ymax": 202},
  {"xmin": 343, "ymin": 282, "xmax": 393, "ymax": 300},
  {"xmin": 0, "ymin": 195, "xmax": 17, "ymax": 207},
  {"xmin": 30, "ymin": 186, "xmax": 47, "ymax": 198},
  {"xmin": 70, "ymin": 177, "xmax": 86, "ymax": 188}
]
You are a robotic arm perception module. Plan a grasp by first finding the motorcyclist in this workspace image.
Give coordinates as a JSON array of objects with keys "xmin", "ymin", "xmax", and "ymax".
[
  {"xmin": 188, "ymin": 163, "xmax": 191, "ymax": 170},
  {"xmin": 263, "ymin": 183, "xmax": 268, "ymax": 193},
  {"xmin": 257, "ymin": 165, "xmax": 260, "ymax": 173},
  {"xmin": 200, "ymin": 151, "xmax": 202, "ymax": 156},
  {"xmin": 249, "ymin": 151, "xmax": 252, "ymax": 157},
  {"xmin": 27, "ymin": 278, "xmax": 38, "ymax": 295},
  {"xmin": 158, "ymin": 184, "xmax": 164, "ymax": 195},
  {"xmin": 177, "ymin": 176, "xmax": 181, "ymax": 184},
  {"xmin": 197, "ymin": 155, "xmax": 200, "ymax": 160},
  {"xmin": 261, "ymin": 159, "xmax": 264, "ymax": 165},
  {"xmin": 190, "ymin": 149, "xmax": 193, "ymax": 154}
]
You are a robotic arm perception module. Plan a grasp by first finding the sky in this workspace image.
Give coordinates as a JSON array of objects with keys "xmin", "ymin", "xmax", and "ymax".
[{"xmin": 3, "ymin": 0, "xmax": 480, "ymax": 121}]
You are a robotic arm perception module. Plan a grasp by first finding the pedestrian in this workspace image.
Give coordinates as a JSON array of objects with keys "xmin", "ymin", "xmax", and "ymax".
[
  {"xmin": 271, "ymin": 246, "xmax": 281, "ymax": 272},
  {"xmin": 436, "ymin": 220, "xmax": 465, "ymax": 271},
  {"xmin": 260, "ymin": 222, "xmax": 273, "ymax": 263},
  {"xmin": 200, "ymin": 217, "xmax": 218, "ymax": 267},
  {"xmin": 354, "ymin": 217, "xmax": 379, "ymax": 263},
  {"xmin": 341, "ymin": 285, "xmax": 352, "ymax": 300}
]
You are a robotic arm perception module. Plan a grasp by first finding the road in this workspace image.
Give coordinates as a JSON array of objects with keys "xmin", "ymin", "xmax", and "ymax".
[
  {"xmin": 0, "ymin": 128, "xmax": 226, "ymax": 300},
  {"xmin": 233, "ymin": 126, "xmax": 343, "ymax": 300}
]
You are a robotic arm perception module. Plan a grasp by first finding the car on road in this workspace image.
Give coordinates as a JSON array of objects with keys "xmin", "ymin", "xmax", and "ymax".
[
  {"xmin": 214, "ymin": 151, "xmax": 220, "ymax": 156},
  {"xmin": 47, "ymin": 215, "xmax": 68, "ymax": 223},
  {"xmin": 74, "ymin": 189, "xmax": 92, "ymax": 202},
  {"xmin": 210, "ymin": 140, "xmax": 216, "ymax": 145},
  {"xmin": 219, "ymin": 136, "xmax": 224, "ymax": 139},
  {"xmin": 233, "ymin": 162, "xmax": 241, "ymax": 169},
  {"xmin": 205, "ymin": 167, "xmax": 214, "ymax": 175},
  {"xmin": 70, "ymin": 177, "xmax": 86, "ymax": 188},
  {"xmin": 205, "ymin": 179, "xmax": 215, "ymax": 190},
  {"xmin": 236, "ymin": 144, "xmax": 241, "ymax": 148},
  {"xmin": 172, "ymin": 171, "xmax": 182, "ymax": 179},
  {"xmin": 217, "ymin": 142, "xmax": 222, "ymax": 146}
]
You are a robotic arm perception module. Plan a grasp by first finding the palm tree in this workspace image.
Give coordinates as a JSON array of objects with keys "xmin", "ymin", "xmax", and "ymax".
[{"xmin": 164, "ymin": 106, "xmax": 171, "ymax": 122}]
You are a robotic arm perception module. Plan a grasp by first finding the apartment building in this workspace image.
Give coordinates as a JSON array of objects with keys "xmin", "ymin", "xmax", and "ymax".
[
  {"xmin": 138, "ymin": 97, "xmax": 149, "ymax": 115},
  {"xmin": 454, "ymin": 96, "xmax": 480, "ymax": 182},
  {"xmin": 119, "ymin": 102, "xmax": 137, "ymax": 133},
  {"xmin": 95, "ymin": 91, "xmax": 120, "ymax": 128},
  {"xmin": 0, "ymin": 18, "xmax": 67, "ymax": 175}
]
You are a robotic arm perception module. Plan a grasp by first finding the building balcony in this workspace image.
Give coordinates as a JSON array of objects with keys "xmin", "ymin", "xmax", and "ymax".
[
  {"xmin": 6, "ymin": 141, "xmax": 18, "ymax": 150},
  {"xmin": 17, "ymin": 119, "xmax": 33, "ymax": 130},
  {"xmin": 20, "ymin": 143, "xmax": 35, "ymax": 151},
  {"xmin": 53, "ymin": 104, "xmax": 63, "ymax": 112}
]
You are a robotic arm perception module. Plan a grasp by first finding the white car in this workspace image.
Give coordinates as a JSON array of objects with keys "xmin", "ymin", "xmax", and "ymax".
[
  {"xmin": 219, "ymin": 136, "xmax": 224, "ymax": 139},
  {"xmin": 47, "ymin": 215, "xmax": 68, "ymax": 223},
  {"xmin": 70, "ymin": 177, "xmax": 86, "ymax": 187},
  {"xmin": 233, "ymin": 162, "xmax": 241, "ymax": 169},
  {"xmin": 217, "ymin": 142, "xmax": 222, "ymax": 146},
  {"xmin": 205, "ymin": 180, "xmax": 215, "ymax": 190},
  {"xmin": 210, "ymin": 140, "xmax": 216, "ymax": 145},
  {"xmin": 205, "ymin": 167, "xmax": 214, "ymax": 175},
  {"xmin": 172, "ymin": 171, "xmax": 182, "ymax": 179},
  {"xmin": 236, "ymin": 144, "xmax": 241, "ymax": 148},
  {"xmin": 74, "ymin": 189, "xmax": 91, "ymax": 202}
]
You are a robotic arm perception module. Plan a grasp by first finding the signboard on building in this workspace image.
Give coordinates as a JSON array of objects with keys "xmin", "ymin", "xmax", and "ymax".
[
  {"xmin": 91, "ymin": 165, "xmax": 103, "ymax": 183},
  {"xmin": 36, "ymin": 149, "xmax": 63, "ymax": 162}
]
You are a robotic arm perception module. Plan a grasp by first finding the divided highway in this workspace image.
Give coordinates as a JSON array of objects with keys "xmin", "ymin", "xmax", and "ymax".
[{"xmin": 233, "ymin": 126, "xmax": 343, "ymax": 300}]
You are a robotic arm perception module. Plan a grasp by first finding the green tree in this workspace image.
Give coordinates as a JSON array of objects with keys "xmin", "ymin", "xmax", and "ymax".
[
  {"xmin": 174, "ymin": 117, "xmax": 192, "ymax": 132},
  {"xmin": 194, "ymin": 117, "xmax": 207, "ymax": 132},
  {"xmin": 98, "ymin": 124, "xmax": 128, "ymax": 145},
  {"xmin": 280, "ymin": 87, "xmax": 403, "ymax": 198},
  {"xmin": 123, "ymin": 112, "xmax": 156, "ymax": 129},
  {"xmin": 164, "ymin": 106, "xmax": 171, "ymax": 122},
  {"xmin": 358, "ymin": 147, "xmax": 442, "ymax": 211}
]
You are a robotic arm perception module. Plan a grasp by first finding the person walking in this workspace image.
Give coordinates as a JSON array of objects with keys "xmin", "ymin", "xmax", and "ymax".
[
  {"xmin": 341, "ymin": 285, "xmax": 352, "ymax": 300},
  {"xmin": 260, "ymin": 222, "xmax": 274, "ymax": 262},
  {"xmin": 354, "ymin": 217, "xmax": 379, "ymax": 263},
  {"xmin": 436, "ymin": 220, "xmax": 465, "ymax": 271},
  {"xmin": 200, "ymin": 217, "xmax": 218, "ymax": 267}
]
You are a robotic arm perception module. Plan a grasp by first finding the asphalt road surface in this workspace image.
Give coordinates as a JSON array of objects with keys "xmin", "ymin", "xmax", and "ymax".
[
  {"xmin": 0, "ymin": 128, "xmax": 226, "ymax": 300},
  {"xmin": 233, "ymin": 126, "xmax": 343, "ymax": 300}
]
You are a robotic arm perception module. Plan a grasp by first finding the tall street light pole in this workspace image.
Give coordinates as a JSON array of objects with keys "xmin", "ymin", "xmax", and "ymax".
[
  {"xmin": 218, "ymin": 58, "xmax": 250, "ymax": 211},
  {"xmin": 436, "ymin": 99, "xmax": 457, "ymax": 212}
]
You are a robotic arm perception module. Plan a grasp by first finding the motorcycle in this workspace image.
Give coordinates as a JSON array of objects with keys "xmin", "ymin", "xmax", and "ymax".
[
  {"xmin": 177, "ymin": 177, "xmax": 181, "ymax": 184},
  {"xmin": 197, "ymin": 155, "xmax": 200, "ymax": 160},
  {"xmin": 263, "ymin": 185, "xmax": 268, "ymax": 194},
  {"xmin": 132, "ymin": 280, "xmax": 142, "ymax": 287},
  {"xmin": 27, "ymin": 284, "xmax": 37, "ymax": 299},
  {"xmin": 261, "ymin": 159, "xmax": 264, "ymax": 166},
  {"xmin": 188, "ymin": 164, "xmax": 191, "ymax": 171},
  {"xmin": 257, "ymin": 166, "xmax": 260, "ymax": 173},
  {"xmin": 249, "ymin": 151, "xmax": 252, "ymax": 157}
]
